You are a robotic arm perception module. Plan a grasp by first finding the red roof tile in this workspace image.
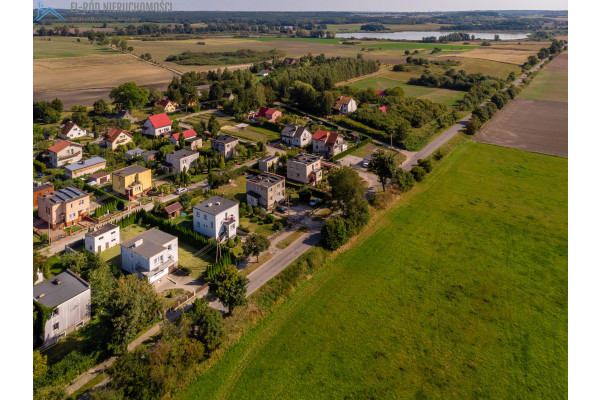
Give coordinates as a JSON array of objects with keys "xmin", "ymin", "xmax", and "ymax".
[
  {"xmin": 148, "ymin": 113, "xmax": 172, "ymax": 128},
  {"xmin": 172, "ymin": 129, "xmax": 197, "ymax": 141},
  {"xmin": 103, "ymin": 128, "xmax": 133, "ymax": 143},
  {"xmin": 378, "ymin": 106, "xmax": 387, "ymax": 113}
]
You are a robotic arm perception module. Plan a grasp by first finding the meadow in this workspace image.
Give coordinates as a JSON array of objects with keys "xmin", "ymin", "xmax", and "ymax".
[
  {"xmin": 520, "ymin": 54, "xmax": 568, "ymax": 103},
  {"xmin": 177, "ymin": 141, "xmax": 567, "ymax": 400},
  {"xmin": 33, "ymin": 36, "xmax": 120, "ymax": 59}
]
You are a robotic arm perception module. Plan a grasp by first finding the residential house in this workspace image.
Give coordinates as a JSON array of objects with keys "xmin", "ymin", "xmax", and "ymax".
[
  {"xmin": 246, "ymin": 172, "xmax": 286, "ymax": 210},
  {"xmin": 251, "ymin": 107, "xmax": 282, "ymax": 123},
  {"xmin": 101, "ymin": 128, "xmax": 133, "ymax": 151},
  {"xmin": 193, "ymin": 196, "xmax": 239, "ymax": 240},
  {"xmin": 165, "ymin": 149, "xmax": 200, "ymax": 173},
  {"xmin": 312, "ymin": 129, "xmax": 346, "ymax": 157},
  {"xmin": 377, "ymin": 90, "xmax": 385, "ymax": 98},
  {"xmin": 60, "ymin": 122, "xmax": 88, "ymax": 140},
  {"xmin": 287, "ymin": 153, "xmax": 323, "ymax": 186},
  {"xmin": 223, "ymin": 92, "xmax": 236, "ymax": 101},
  {"xmin": 379, "ymin": 106, "xmax": 387, "ymax": 114},
  {"xmin": 170, "ymin": 129, "xmax": 197, "ymax": 146},
  {"xmin": 85, "ymin": 223, "xmax": 120, "ymax": 254},
  {"xmin": 156, "ymin": 98, "xmax": 178, "ymax": 113},
  {"xmin": 333, "ymin": 96, "xmax": 358, "ymax": 115},
  {"xmin": 258, "ymin": 155, "xmax": 279, "ymax": 173},
  {"xmin": 196, "ymin": 84, "xmax": 210, "ymax": 96},
  {"xmin": 38, "ymin": 186, "xmax": 90, "ymax": 229},
  {"xmin": 87, "ymin": 171, "xmax": 111, "ymax": 186},
  {"xmin": 120, "ymin": 228, "xmax": 178, "ymax": 284},
  {"xmin": 112, "ymin": 165, "xmax": 152, "ymax": 200},
  {"xmin": 142, "ymin": 150, "xmax": 158, "ymax": 163},
  {"xmin": 142, "ymin": 113, "xmax": 172, "ymax": 137},
  {"xmin": 64, "ymin": 157, "xmax": 106, "ymax": 179},
  {"xmin": 46, "ymin": 140, "xmax": 83, "ymax": 168},
  {"xmin": 110, "ymin": 110, "xmax": 138, "ymax": 123},
  {"xmin": 284, "ymin": 57, "xmax": 299, "ymax": 66},
  {"xmin": 259, "ymin": 69, "xmax": 270, "ymax": 76},
  {"xmin": 33, "ymin": 270, "xmax": 91, "ymax": 346},
  {"xmin": 33, "ymin": 183, "xmax": 54, "ymax": 208},
  {"xmin": 125, "ymin": 148, "xmax": 145, "ymax": 160},
  {"xmin": 281, "ymin": 124, "xmax": 312, "ymax": 147},
  {"xmin": 163, "ymin": 202, "xmax": 183, "ymax": 219},
  {"xmin": 187, "ymin": 137, "xmax": 203, "ymax": 150},
  {"xmin": 211, "ymin": 135, "xmax": 239, "ymax": 159}
]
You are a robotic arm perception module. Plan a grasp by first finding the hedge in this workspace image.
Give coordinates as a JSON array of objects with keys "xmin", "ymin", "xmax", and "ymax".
[
  {"xmin": 84, "ymin": 183, "xmax": 127, "ymax": 210},
  {"xmin": 285, "ymin": 180, "xmax": 330, "ymax": 200},
  {"xmin": 331, "ymin": 137, "xmax": 372, "ymax": 161}
]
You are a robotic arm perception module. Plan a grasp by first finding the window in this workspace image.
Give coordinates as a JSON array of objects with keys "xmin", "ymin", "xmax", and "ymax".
[
  {"xmin": 210, "ymin": 222, "xmax": 213, "ymax": 228},
  {"xmin": 70, "ymin": 203, "xmax": 73, "ymax": 209},
  {"xmin": 111, "ymin": 231, "xmax": 115, "ymax": 235},
  {"xmin": 53, "ymin": 322, "xmax": 59, "ymax": 331},
  {"xmin": 51, "ymin": 308, "xmax": 59, "ymax": 318},
  {"xmin": 168, "ymin": 245, "xmax": 172, "ymax": 250},
  {"xmin": 203, "ymin": 215, "xmax": 207, "ymax": 220},
  {"xmin": 99, "ymin": 236, "xmax": 104, "ymax": 240}
]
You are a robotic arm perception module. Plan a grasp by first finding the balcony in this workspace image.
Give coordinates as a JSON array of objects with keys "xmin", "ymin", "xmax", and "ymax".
[{"xmin": 58, "ymin": 151, "xmax": 82, "ymax": 161}]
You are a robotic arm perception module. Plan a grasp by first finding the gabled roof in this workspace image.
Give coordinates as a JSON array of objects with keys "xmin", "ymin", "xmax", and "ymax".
[
  {"xmin": 86, "ymin": 223, "xmax": 118, "ymax": 238},
  {"xmin": 113, "ymin": 165, "xmax": 150, "ymax": 177},
  {"xmin": 257, "ymin": 107, "xmax": 279, "ymax": 118},
  {"xmin": 313, "ymin": 129, "xmax": 340, "ymax": 147},
  {"xmin": 147, "ymin": 113, "xmax": 172, "ymax": 128},
  {"xmin": 40, "ymin": 186, "xmax": 89, "ymax": 205},
  {"xmin": 64, "ymin": 157, "xmax": 106, "ymax": 172},
  {"xmin": 103, "ymin": 128, "xmax": 133, "ymax": 143},
  {"xmin": 282, "ymin": 124, "xmax": 309, "ymax": 138},
  {"xmin": 125, "ymin": 148, "xmax": 145, "ymax": 157},
  {"xmin": 334, "ymin": 96, "xmax": 355, "ymax": 110},
  {"xmin": 171, "ymin": 129, "xmax": 197, "ymax": 141},
  {"xmin": 61, "ymin": 121, "xmax": 83, "ymax": 136},
  {"xmin": 164, "ymin": 202, "xmax": 183, "ymax": 214},
  {"xmin": 47, "ymin": 139, "xmax": 83, "ymax": 154},
  {"xmin": 33, "ymin": 270, "xmax": 90, "ymax": 308},
  {"xmin": 157, "ymin": 98, "xmax": 176, "ymax": 108}
]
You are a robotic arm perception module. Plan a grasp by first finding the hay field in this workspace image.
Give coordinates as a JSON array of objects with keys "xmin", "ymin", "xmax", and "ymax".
[
  {"xmin": 455, "ymin": 48, "xmax": 538, "ymax": 65},
  {"xmin": 520, "ymin": 54, "xmax": 568, "ymax": 102},
  {"xmin": 435, "ymin": 56, "xmax": 522, "ymax": 79},
  {"xmin": 34, "ymin": 54, "xmax": 176, "ymax": 92},
  {"xmin": 34, "ymin": 36, "xmax": 120, "ymax": 59}
]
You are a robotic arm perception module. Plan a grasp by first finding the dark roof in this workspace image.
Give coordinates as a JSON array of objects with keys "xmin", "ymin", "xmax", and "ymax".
[
  {"xmin": 164, "ymin": 202, "xmax": 183, "ymax": 214},
  {"xmin": 281, "ymin": 124, "xmax": 310, "ymax": 139},
  {"xmin": 125, "ymin": 148, "xmax": 145, "ymax": 156},
  {"xmin": 213, "ymin": 135, "xmax": 239, "ymax": 145},
  {"xmin": 113, "ymin": 165, "xmax": 150, "ymax": 177},
  {"xmin": 169, "ymin": 149, "xmax": 197, "ymax": 158},
  {"xmin": 88, "ymin": 171, "xmax": 110, "ymax": 179},
  {"xmin": 33, "ymin": 183, "xmax": 54, "ymax": 193},
  {"xmin": 61, "ymin": 121, "xmax": 83, "ymax": 136},
  {"xmin": 121, "ymin": 228, "xmax": 177, "ymax": 259},
  {"xmin": 259, "ymin": 155, "xmax": 279, "ymax": 163},
  {"xmin": 33, "ymin": 270, "xmax": 90, "ymax": 308},
  {"xmin": 64, "ymin": 157, "xmax": 106, "ymax": 172},
  {"xmin": 194, "ymin": 196, "xmax": 238, "ymax": 216},
  {"xmin": 290, "ymin": 153, "xmax": 322, "ymax": 165},
  {"xmin": 247, "ymin": 172, "xmax": 285, "ymax": 188},
  {"xmin": 86, "ymin": 223, "xmax": 119, "ymax": 238},
  {"xmin": 40, "ymin": 186, "xmax": 88, "ymax": 205}
]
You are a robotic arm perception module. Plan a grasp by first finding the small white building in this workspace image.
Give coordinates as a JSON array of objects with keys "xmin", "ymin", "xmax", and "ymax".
[
  {"xmin": 60, "ymin": 122, "xmax": 89, "ymax": 140},
  {"xmin": 142, "ymin": 113, "xmax": 172, "ymax": 137},
  {"xmin": 193, "ymin": 196, "xmax": 239, "ymax": 241},
  {"xmin": 120, "ymin": 228, "xmax": 178, "ymax": 284},
  {"xmin": 85, "ymin": 223, "xmax": 120, "ymax": 254},
  {"xmin": 281, "ymin": 124, "xmax": 312, "ymax": 147}
]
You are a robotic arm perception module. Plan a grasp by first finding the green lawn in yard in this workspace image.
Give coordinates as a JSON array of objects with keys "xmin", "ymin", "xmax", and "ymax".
[
  {"xmin": 178, "ymin": 242, "xmax": 211, "ymax": 279},
  {"xmin": 214, "ymin": 175, "xmax": 248, "ymax": 203},
  {"xmin": 349, "ymin": 142, "xmax": 406, "ymax": 164},
  {"xmin": 99, "ymin": 224, "xmax": 147, "ymax": 269},
  {"xmin": 177, "ymin": 141, "xmax": 567, "ymax": 399},
  {"xmin": 239, "ymin": 217, "xmax": 278, "ymax": 237}
]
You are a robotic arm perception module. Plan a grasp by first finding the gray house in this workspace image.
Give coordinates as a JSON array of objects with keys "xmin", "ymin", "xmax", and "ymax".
[{"xmin": 33, "ymin": 270, "xmax": 91, "ymax": 347}]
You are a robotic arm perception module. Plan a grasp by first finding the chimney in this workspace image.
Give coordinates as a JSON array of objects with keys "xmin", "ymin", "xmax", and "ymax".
[
  {"xmin": 52, "ymin": 279, "xmax": 61, "ymax": 285},
  {"xmin": 39, "ymin": 293, "xmax": 45, "ymax": 298},
  {"xmin": 134, "ymin": 239, "xmax": 143, "ymax": 247}
]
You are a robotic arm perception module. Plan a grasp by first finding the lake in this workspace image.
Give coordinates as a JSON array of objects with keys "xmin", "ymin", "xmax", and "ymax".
[{"xmin": 336, "ymin": 31, "xmax": 530, "ymax": 41}]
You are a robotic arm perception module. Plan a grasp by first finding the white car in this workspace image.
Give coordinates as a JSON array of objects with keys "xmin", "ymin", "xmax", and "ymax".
[{"xmin": 175, "ymin": 187, "xmax": 187, "ymax": 195}]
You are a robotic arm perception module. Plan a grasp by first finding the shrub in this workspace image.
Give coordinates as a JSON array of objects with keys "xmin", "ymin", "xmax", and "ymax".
[
  {"xmin": 265, "ymin": 214, "xmax": 275, "ymax": 223},
  {"xmin": 321, "ymin": 216, "xmax": 349, "ymax": 250},
  {"xmin": 464, "ymin": 116, "xmax": 482, "ymax": 135},
  {"xmin": 298, "ymin": 186, "xmax": 312, "ymax": 203},
  {"xmin": 392, "ymin": 168, "xmax": 416, "ymax": 193},
  {"xmin": 226, "ymin": 239, "xmax": 235, "ymax": 248},
  {"xmin": 253, "ymin": 206, "xmax": 260, "ymax": 215},
  {"xmin": 273, "ymin": 221, "xmax": 283, "ymax": 231},
  {"xmin": 235, "ymin": 236, "xmax": 242, "ymax": 244},
  {"xmin": 410, "ymin": 166, "xmax": 427, "ymax": 182},
  {"xmin": 417, "ymin": 158, "xmax": 433, "ymax": 173},
  {"xmin": 433, "ymin": 150, "xmax": 444, "ymax": 160},
  {"xmin": 250, "ymin": 216, "xmax": 258, "ymax": 223}
]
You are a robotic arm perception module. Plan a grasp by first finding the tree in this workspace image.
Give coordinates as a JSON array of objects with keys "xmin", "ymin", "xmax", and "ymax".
[
  {"xmin": 392, "ymin": 168, "xmax": 415, "ymax": 193},
  {"xmin": 368, "ymin": 151, "xmax": 397, "ymax": 192},
  {"xmin": 33, "ymin": 350, "xmax": 48, "ymax": 380},
  {"xmin": 115, "ymin": 118, "xmax": 131, "ymax": 130},
  {"xmin": 417, "ymin": 158, "xmax": 433, "ymax": 173},
  {"xmin": 188, "ymin": 298, "xmax": 224, "ymax": 352},
  {"xmin": 410, "ymin": 166, "xmax": 427, "ymax": 182},
  {"xmin": 93, "ymin": 99, "xmax": 109, "ymax": 115},
  {"xmin": 243, "ymin": 233, "xmax": 270, "ymax": 262},
  {"xmin": 208, "ymin": 266, "xmax": 249, "ymax": 314},
  {"xmin": 178, "ymin": 131, "xmax": 186, "ymax": 148},
  {"xmin": 321, "ymin": 215, "xmax": 349, "ymax": 250},
  {"xmin": 464, "ymin": 116, "xmax": 482, "ymax": 135},
  {"xmin": 148, "ymin": 87, "xmax": 163, "ymax": 105},
  {"xmin": 88, "ymin": 263, "xmax": 117, "ymax": 312},
  {"xmin": 100, "ymin": 275, "xmax": 161, "ymax": 351},
  {"xmin": 109, "ymin": 82, "xmax": 149, "ymax": 111},
  {"xmin": 327, "ymin": 166, "xmax": 365, "ymax": 210},
  {"xmin": 179, "ymin": 192, "xmax": 193, "ymax": 209},
  {"xmin": 207, "ymin": 115, "xmax": 221, "ymax": 135}
]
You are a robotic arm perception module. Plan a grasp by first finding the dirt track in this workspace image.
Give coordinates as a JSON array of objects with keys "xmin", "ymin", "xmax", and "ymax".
[{"xmin": 474, "ymin": 98, "xmax": 568, "ymax": 157}]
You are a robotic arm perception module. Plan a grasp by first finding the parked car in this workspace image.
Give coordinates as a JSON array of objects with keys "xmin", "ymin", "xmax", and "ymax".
[
  {"xmin": 276, "ymin": 205, "xmax": 287, "ymax": 213},
  {"xmin": 309, "ymin": 198, "xmax": 321, "ymax": 207},
  {"xmin": 175, "ymin": 187, "xmax": 187, "ymax": 194}
]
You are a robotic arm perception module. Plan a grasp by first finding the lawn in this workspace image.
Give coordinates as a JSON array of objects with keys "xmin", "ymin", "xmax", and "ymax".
[
  {"xmin": 520, "ymin": 69, "xmax": 568, "ymax": 103},
  {"xmin": 177, "ymin": 141, "xmax": 567, "ymax": 399},
  {"xmin": 222, "ymin": 125, "xmax": 280, "ymax": 143},
  {"xmin": 275, "ymin": 227, "xmax": 309, "ymax": 249},
  {"xmin": 350, "ymin": 142, "xmax": 406, "ymax": 164}
]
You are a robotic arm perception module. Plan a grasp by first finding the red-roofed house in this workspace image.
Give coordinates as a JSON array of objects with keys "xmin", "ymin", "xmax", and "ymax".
[
  {"xmin": 143, "ymin": 113, "xmax": 172, "ymax": 137},
  {"xmin": 251, "ymin": 107, "xmax": 282, "ymax": 123},
  {"xmin": 60, "ymin": 121, "xmax": 89, "ymax": 140},
  {"xmin": 378, "ymin": 106, "xmax": 387, "ymax": 113},
  {"xmin": 155, "ymin": 98, "xmax": 178, "ymax": 113},
  {"xmin": 377, "ymin": 90, "xmax": 385, "ymax": 98},
  {"xmin": 46, "ymin": 140, "xmax": 84, "ymax": 168},
  {"xmin": 312, "ymin": 129, "xmax": 346, "ymax": 157},
  {"xmin": 101, "ymin": 128, "xmax": 133, "ymax": 150},
  {"xmin": 170, "ymin": 129, "xmax": 197, "ymax": 146}
]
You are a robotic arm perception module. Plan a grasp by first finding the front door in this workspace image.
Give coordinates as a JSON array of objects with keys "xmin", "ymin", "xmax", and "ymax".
[
  {"xmin": 105, "ymin": 243, "xmax": 109, "ymax": 250},
  {"xmin": 97, "ymin": 245, "xmax": 101, "ymax": 253}
]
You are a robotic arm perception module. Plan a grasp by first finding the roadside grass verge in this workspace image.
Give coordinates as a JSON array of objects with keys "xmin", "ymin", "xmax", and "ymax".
[
  {"xmin": 275, "ymin": 226, "xmax": 309, "ymax": 250},
  {"xmin": 176, "ymin": 141, "xmax": 567, "ymax": 399}
]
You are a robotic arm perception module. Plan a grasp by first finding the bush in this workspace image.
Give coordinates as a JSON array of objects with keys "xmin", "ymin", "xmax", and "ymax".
[
  {"xmin": 265, "ymin": 214, "xmax": 275, "ymax": 223},
  {"xmin": 226, "ymin": 238, "xmax": 235, "ymax": 248},
  {"xmin": 392, "ymin": 168, "xmax": 416, "ymax": 193},
  {"xmin": 321, "ymin": 216, "xmax": 349, "ymax": 250},
  {"xmin": 417, "ymin": 158, "xmax": 433, "ymax": 173},
  {"xmin": 410, "ymin": 166, "xmax": 427, "ymax": 182},
  {"xmin": 273, "ymin": 221, "xmax": 283, "ymax": 231},
  {"xmin": 298, "ymin": 186, "xmax": 312, "ymax": 203},
  {"xmin": 253, "ymin": 206, "xmax": 260, "ymax": 215},
  {"xmin": 433, "ymin": 150, "xmax": 444, "ymax": 160},
  {"xmin": 235, "ymin": 236, "xmax": 242, "ymax": 244},
  {"xmin": 464, "ymin": 116, "xmax": 482, "ymax": 135}
]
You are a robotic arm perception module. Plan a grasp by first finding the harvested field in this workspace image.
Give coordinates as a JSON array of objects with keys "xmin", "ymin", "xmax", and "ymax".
[
  {"xmin": 474, "ymin": 98, "xmax": 567, "ymax": 157},
  {"xmin": 456, "ymin": 47, "xmax": 540, "ymax": 65},
  {"xmin": 437, "ymin": 56, "xmax": 521, "ymax": 79},
  {"xmin": 520, "ymin": 54, "xmax": 567, "ymax": 102},
  {"xmin": 34, "ymin": 54, "xmax": 176, "ymax": 92},
  {"xmin": 543, "ymin": 53, "xmax": 568, "ymax": 72}
]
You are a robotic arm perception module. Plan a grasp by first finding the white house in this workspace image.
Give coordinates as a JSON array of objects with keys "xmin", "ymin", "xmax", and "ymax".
[
  {"xmin": 281, "ymin": 124, "xmax": 312, "ymax": 147},
  {"xmin": 333, "ymin": 96, "xmax": 358, "ymax": 115},
  {"xmin": 33, "ymin": 270, "xmax": 91, "ymax": 347},
  {"xmin": 84, "ymin": 223, "xmax": 120, "ymax": 254},
  {"xmin": 193, "ymin": 196, "xmax": 239, "ymax": 241},
  {"xmin": 60, "ymin": 122, "xmax": 89, "ymax": 140},
  {"xmin": 142, "ymin": 113, "xmax": 172, "ymax": 137},
  {"xmin": 120, "ymin": 228, "xmax": 178, "ymax": 285}
]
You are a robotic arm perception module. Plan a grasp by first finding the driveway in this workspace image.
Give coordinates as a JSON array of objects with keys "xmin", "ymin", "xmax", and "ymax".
[{"xmin": 337, "ymin": 154, "xmax": 382, "ymax": 192}]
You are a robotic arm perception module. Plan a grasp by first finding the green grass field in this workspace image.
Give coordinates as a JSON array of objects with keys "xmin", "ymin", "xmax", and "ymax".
[
  {"xmin": 245, "ymin": 37, "xmax": 342, "ymax": 45},
  {"xmin": 177, "ymin": 141, "xmax": 567, "ymax": 399},
  {"xmin": 33, "ymin": 36, "xmax": 120, "ymax": 59},
  {"xmin": 520, "ymin": 69, "xmax": 568, "ymax": 103},
  {"xmin": 362, "ymin": 41, "xmax": 478, "ymax": 51}
]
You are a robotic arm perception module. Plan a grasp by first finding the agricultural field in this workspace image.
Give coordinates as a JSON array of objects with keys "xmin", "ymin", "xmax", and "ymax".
[
  {"xmin": 436, "ymin": 56, "xmax": 522, "ymax": 79},
  {"xmin": 176, "ymin": 141, "xmax": 567, "ymax": 400},
  {"xmin": 520, "ymin": 54, "xmax": 568, "ymax": 102},
  {"xmin": 34, "ymin": 36, "xmax": 120, "ymax": 59}
]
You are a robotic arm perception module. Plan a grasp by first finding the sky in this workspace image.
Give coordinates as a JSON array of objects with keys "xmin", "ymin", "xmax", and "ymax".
[{"xmin": 36, "ymin": 1, "xmax": 568, "ymax": 12}]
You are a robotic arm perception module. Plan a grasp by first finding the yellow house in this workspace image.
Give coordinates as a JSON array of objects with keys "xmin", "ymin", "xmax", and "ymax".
[
  {"xmin": 156, "ymin": 99, "xmax": 178, "ymax": 113},
  {"xmin": 112, "ymin": 165, "xmax": 152, "ymax": 200}
]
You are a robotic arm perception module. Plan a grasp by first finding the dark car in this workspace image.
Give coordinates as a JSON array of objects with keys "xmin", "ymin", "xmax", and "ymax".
[{"xmin": 276, "ymin": 205, "xmax": 287, "ymax": 213}]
